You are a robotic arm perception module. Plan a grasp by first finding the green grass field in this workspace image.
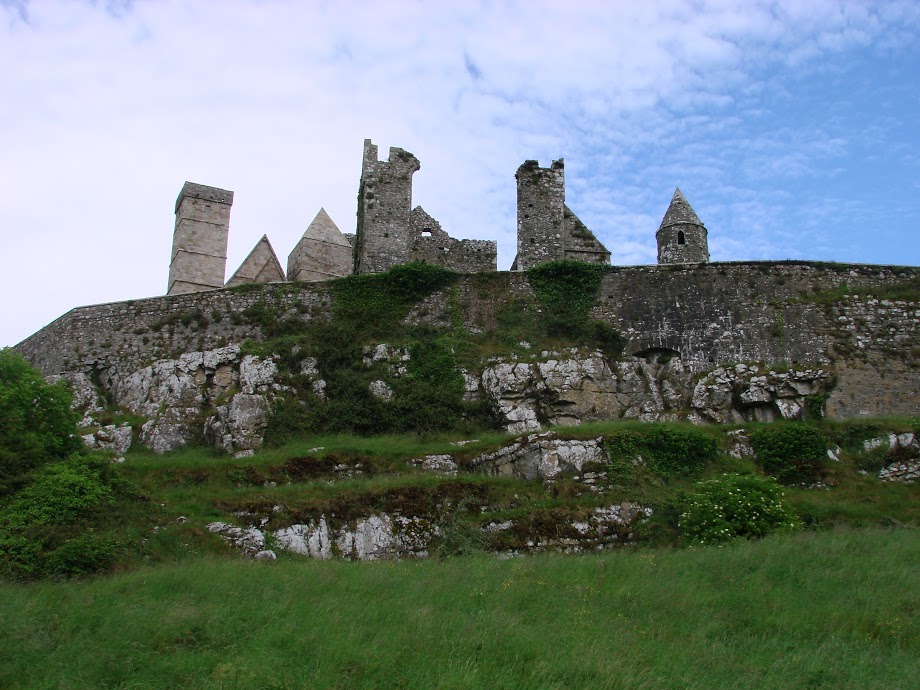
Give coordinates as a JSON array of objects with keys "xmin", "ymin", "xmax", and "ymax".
[
  {"xmin": 1, "ymin": 527, "xmax": 917, "ymax": 689},
  {"xmin": 3, "ymin": 409, "xmax": 919, "ymax": 688}
]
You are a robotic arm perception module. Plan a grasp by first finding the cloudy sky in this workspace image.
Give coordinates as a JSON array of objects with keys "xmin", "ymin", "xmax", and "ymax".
[{"xmin": 2, "ymin": 0, "xmax": 919, "ymax": 347}]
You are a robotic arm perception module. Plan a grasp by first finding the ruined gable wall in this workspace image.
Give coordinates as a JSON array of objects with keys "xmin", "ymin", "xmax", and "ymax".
[
  {"xmin": 563, "ymin": 205, "xmax": 610, "ymax": 265},
  {"xmin": 354, "ymin": 140, "xmax": 420, "ymax": 274},
  {"xmin": 408, "ymin": 206, "xmax": 497, "ymax": 273}
]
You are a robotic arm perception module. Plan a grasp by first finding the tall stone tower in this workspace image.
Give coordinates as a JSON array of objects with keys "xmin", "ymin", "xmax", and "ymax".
[
  {"xmin": 167, "ymin": 182, "xmax": 233, "ymax": 295},
  {"xmin": 515, "ymin": 159, "xmax": 565, "ymax": 271},
  {"xmin": 656, "ymin": 188, "xmax": 709, "ymax": 264},
  {"xmin": 354, "ymin": 139, "xmax": 420, "ymax": 275},
  {"xmin": 512, "ymin": 158, "xmax": 610, "ymax": 270}
]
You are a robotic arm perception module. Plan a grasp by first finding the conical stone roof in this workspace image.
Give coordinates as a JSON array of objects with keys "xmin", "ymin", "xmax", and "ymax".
[{"xmin": 658, "ymin": 188, "xmax": 703, "ymax": 231}]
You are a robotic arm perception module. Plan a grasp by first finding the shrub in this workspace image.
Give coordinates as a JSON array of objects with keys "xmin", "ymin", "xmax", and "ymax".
[
  {"xmin": 749, "ymin": 423, "xmax": 828, "ymax": 485},
  {"xmin": 0, "ymin": 456, "xmax": 126, "ymax": 580},
  {"xmin": 679, "ymin": 473, "xmax": 800, "ymax": 545},
  {"xmin": 606, "ymin": 425, "xmax": 717, "ymax": 479},
  {"xmin": 2, "ymin": 457, "xmax": 115, "ymax": 528},
  {"xmin": 0, "ymin": 349, "xmax": 81, "ymax": 496},
  {"xmin": 46, "ymin": 533, "xmax": 121, "ymax": 576}
]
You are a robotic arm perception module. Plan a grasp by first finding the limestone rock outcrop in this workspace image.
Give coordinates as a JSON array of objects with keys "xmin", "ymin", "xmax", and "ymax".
[
  {"xmin": 82, "ymin": 424, "xmax": 133, "ymax": 454},
  {"xmin": 470, "ymin": 431, "xmax": 608, "ymax": 481},
  {"xmin": 864, "ymin": 433, "xmax": 920, "ymax": 483},
  {"xmin": 689, "ymin": 364, "xmax": 834, "ymax": 424},
  {"xmin": 47, "ymin": 372, "xmax": 105, "ymax": 428},
  {"xmin": 485, "ymin": 502, "xmax": 653, "ymax": 554},
  {"xmin": 215, "ymin": 502, "xmax": 651, "ymax": 561},
  {"xmin": 110, "ymin": 345, "xmax": 282, "ymax": 454},
  {"xmin": 274, "ymin": 514, "xmax": 435, "ymax": 561},
  {"xmin": 50, "ymin": 338, "xmax": 840, "ymax": 457},
  {"xmin": 471, "ymin": 354, "xmax": 835, "ymax": 432}
]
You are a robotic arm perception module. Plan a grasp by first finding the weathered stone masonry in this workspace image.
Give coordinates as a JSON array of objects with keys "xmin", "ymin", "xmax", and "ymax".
[
  {"xmin": 656, "ymin": 188, "xmax": 709, "ymax": 264},
  {"xmin": 354, "ymin": 139, "xmax": 421, "ymax": 275},
  {"xmin": 354, "ymin": 139, "xmax": 498, "ymax": 275},
  {"xmin": 16, "ymin": 262, "xmax": 920, "ymax": 420},
  {"xmin": 513, "ymin": 159, "xmax": 610, "ymax": 271},
  {"xmin": 167, "ymin": 182, "xmax": 233, "ymax": 295}
]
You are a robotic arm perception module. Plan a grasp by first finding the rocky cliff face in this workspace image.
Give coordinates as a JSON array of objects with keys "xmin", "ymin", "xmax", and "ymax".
[{"xmin": 59, "ymin": 342, "xmax": 838, "ymax": 456}]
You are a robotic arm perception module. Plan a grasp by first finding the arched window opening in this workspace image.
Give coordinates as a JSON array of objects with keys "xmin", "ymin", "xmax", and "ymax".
[
  {"xmin": 632, "ymin": 346, "xmax": 681, "ymax": 365},
  {"xmin": 677, "ymin": 230, "xmax": 685, "ymax": 245}
]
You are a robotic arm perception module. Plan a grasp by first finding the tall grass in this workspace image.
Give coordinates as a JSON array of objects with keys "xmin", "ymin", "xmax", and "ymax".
[{"xmin": 1, "ymin": 528, "xmax": 916, "ymax": 689}]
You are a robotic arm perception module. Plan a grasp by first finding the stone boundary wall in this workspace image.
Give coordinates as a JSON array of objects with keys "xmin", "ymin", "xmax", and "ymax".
[
  {"xmin": 16, "ymin": 284, "xmax": 332, "ymax": 389},
  {"xmin": 16, "ymin": 261, "xmax": 920, "ymax": 418}
]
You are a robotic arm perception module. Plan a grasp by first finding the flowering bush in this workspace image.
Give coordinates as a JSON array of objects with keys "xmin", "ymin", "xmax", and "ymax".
[{"xmin": 679, "ymin": 473, "xmax": 800, "ymax": 545}]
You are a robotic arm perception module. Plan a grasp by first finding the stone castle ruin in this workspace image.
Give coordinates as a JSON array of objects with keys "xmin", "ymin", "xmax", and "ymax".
[
  {"xmin": 512, "ymin": 159, "xmax": 611, "ymax": 270},
  {"xmin": 21, "ymin": 135, "xmax": 920, "ymax": 460},
  {"xmin": 167, "ymin": 138, "xmax": 707, "ymax": 295}
]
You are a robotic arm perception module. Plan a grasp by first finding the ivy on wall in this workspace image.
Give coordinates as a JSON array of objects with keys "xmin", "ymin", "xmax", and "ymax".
[{"xmin": 528, "ymin": 260, "xmax": 624, "ymax": 357}]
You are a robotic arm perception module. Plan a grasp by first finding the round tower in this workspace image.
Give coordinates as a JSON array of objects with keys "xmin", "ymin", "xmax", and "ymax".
[{"xmin": 656, "ymin": 188, "xmax": 709, "ymax": 264}]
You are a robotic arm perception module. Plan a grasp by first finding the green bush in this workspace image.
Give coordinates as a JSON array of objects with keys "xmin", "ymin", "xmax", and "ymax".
[
  {"xmin": 0, "ymin": 533, "xmax": 40, "ymax": 578},
  {"xmin": 2, "ymin": 457, "xmax": 115, "ymax": 528},
  {"xmin": 0, "ymin": 456, "xmax": 126, "ymax": 580},
  {"xmin": 606, "ymin": 425, "xmax": 717, "ymax": 479},
  {"xmin": 679, "ymin": 473, "xmax": 801, "ymax": 545},
  {"xmin": 46, "ymin": 533, "xmax": 121, "ymax": 576},
  {"xmin": 749, "ymin": 423, "xmax": 828, "ymax": 485},
  {"xmin": 0, "ymin": 349, "xmax": 81, "ymax": 496}
]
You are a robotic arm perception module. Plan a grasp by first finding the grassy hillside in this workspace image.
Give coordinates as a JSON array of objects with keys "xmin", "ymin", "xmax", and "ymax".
[
  {"xmin": 1, "ymin": 528, "xmax": 917, "ymax": 689},
  {"xmin": 2, "ymin": 346, "xmax": 919, "ymax": 687}
]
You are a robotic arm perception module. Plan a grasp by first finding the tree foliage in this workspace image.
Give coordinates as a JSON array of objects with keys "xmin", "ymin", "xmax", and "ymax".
[{"xmin": 0, "ymin": 349, "xmax": 81, "ymax": 496}]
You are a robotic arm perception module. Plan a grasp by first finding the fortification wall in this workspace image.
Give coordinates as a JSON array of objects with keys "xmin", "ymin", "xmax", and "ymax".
[{"xmin": 16, "ymin": 261, "xmax": 920, "ymax": 419}]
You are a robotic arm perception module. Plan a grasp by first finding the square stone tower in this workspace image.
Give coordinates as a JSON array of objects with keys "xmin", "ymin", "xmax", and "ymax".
[
  {"xmin": 515, "ymin": 159, "xmax": 566, "ymax": 271},
  {"xmin": 354, "ymin": 139, "xmax": 420, "ymax": 275},
  {"xmin": 167, "ymin": 182, "xmax": 233, "ymax": 295}
]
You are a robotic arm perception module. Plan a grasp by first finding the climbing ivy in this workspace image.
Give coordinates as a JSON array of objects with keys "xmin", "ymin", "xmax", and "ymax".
[
  {"xmin": 331, "ymin": 262, "xmax": 458, "ymax": 339},
  {"xmin": 528, "ymin": 260, "xmax": 624, "ymax": 357},
  {"xmin": 262, "ymin": 264, "xmax": 496, "ymax": 439}
]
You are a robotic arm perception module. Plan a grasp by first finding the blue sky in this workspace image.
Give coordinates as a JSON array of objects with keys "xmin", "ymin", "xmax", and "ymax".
[{"xmin": 2, "ymin": 0, "xmax": 919, "ymax": 347}]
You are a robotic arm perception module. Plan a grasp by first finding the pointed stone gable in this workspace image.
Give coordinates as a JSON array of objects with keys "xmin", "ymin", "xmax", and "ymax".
[
  {"xmin": 658, "ymin": 188, "xmax": 703, "ymax": 230},
  {"xmin": 225, "ymin": 235, "xmax": 286, "ymax": 287},
  {"xmin": 563, "ymin": 204, "xmax": 610, "ymax": 265},
  {"xmin": 287, "ymin": 208, "xmax": 354, "ymax": 282}
]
